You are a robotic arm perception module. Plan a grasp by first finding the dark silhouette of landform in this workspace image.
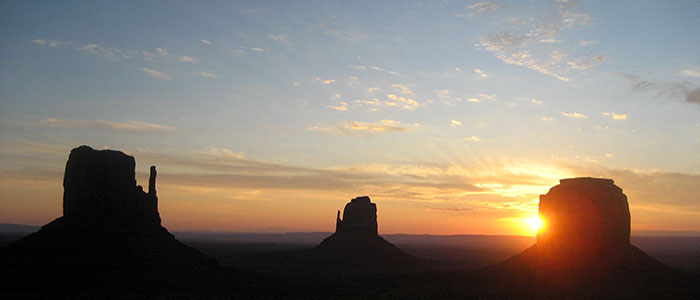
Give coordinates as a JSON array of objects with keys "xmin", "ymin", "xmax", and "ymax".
[
  {"xmin": 312, "ymin": 196, "xmax": 415, "ymax": 265},
  {"xmin": 479, "ymin": 177, "xmax": 698, "ymax": 298},
  {"xmin": 0, "ymin": 146, "xmax": 233, "ymax": 295}
]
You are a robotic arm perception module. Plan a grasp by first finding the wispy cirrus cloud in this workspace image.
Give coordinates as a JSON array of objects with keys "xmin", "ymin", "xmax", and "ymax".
[
  {"xmin": 141, "ymin": 67, "xmax": 172, "ymax": 80},
  {"xmin": 197, "ymin": 72, "xmax": 220, "ymax": 79},
  {"xmin": 602, "ymin": 112, "xmax": 627, "ymax": 120},
  {"xmin": 32, "ymin": 38, "xmax": 199, "ymax": 65},
  {"xmin": 618, "ymin": 72, "xmax": 700, "ymax": 106},
  {"xmin": 327, "ymin": 102, "xmax": 348, "ymax": 111},
  {"xmin": 36, "ymin": 118, "xmax": 176, "ymax": 133},
  {"xmin": 307, "ymin": 119, "xmax": 413, "ymax": 135},
  {"xmin": 561, "ymin": 112, "xmax": 587, "ymax": 119},
  {"xmin": 473, "ymin": 1, "xmax": 602, "ymax": 82}
]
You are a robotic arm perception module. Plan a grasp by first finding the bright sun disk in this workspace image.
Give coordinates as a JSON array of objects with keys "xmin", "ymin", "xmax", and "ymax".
[{"xmin": 525, "ymin": 216, "xmax": 543, "ymax": 233}]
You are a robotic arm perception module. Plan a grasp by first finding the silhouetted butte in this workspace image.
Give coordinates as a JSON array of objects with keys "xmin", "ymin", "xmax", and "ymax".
[
  {"xmin": 312, "ymin": 196, "xmax": 415, "ymax": 265},
  {"xmin": 0, "ymin": 146, "xmax": 233, "ymax": 295},
  {"xmin": 480, "ymin": 177, "xmax": 698, "ymax": 298}
]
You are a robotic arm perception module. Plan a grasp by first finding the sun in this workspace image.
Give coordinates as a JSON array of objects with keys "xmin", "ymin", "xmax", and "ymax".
[{"xmin": 524, "ymin": 216, "xmax": 543, "ymax": 233}]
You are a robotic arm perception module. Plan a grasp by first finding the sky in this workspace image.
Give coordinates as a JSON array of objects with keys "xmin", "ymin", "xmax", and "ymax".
[{"xmin": 1, "ymin": 0, "xmax": 699, "ymax": 236}]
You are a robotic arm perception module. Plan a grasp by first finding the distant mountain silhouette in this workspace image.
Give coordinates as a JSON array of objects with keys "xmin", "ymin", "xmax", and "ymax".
[
  {"xmin": 311, "ymin": 196, "xmax": 416, "ymax": 265},
  {"xmin": 479, "ymin": 177, "xmax": 699, "ymax": 298},
  {"xmin": 0, "ymin": 146, "xmax": 235, "ymax": 295}
]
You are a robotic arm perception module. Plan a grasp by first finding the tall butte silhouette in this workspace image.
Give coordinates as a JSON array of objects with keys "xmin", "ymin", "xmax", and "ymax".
[
  {"xmin": 481, "ymin": 177, "xmax": 698, "ymax": 298},
  {"xmin": 0, "ymin": 146, "xmax": 233, "ymax": 294},
  {"xmin": 312, "ymin": 196, "xmax": 415, "ymax": 265}
]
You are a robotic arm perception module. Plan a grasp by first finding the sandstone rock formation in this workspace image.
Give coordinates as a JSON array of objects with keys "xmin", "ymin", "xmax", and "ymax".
[
  {"xmin": 0, "ymin": 146, "xmax": 233, "ymax": 295},
  {"xmin": 314, "ymin": 196, "xmax": 414, "ymax": 265},
  {"xmin": 481, "ymin": 177, "xmax": 695, "ymax": 298}
]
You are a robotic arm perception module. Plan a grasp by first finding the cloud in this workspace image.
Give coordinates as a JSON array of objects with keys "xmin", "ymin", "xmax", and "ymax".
[
  {"xmin": 141, "ymin": 67, "xmax": 172, "ymax": 80},
  {"xmin": 367, "ymin": 87, "xmax": 380, "ymax": 93},
  {"xmin": 450, "ymin": 120, "xmax": 463, "ymax": 127},
  {"xmin": 474, "ymin": 68, "xmax": 489, "ymax": 77},
  {"xmin": 468, "ymin": 2, "xmax": 502, "ymax": 15},
  {"xmin": 307, "ymin": 120, "xmax": 413, "ymax": 135},
  {"xmin": 391, "ymin": 84, "xmax": 413, "ymax": 94},
  {"xmin": 464, "ymin": 136, "xmax": 482, "ymax": 142},
  {"xmin": 197, "ymin": 72, "xmax": 220, "ymax": 79},
  {"xmin": 32, "ymin": 39, "xmax": 71, "ymax": 48},
  {"xmin": 37, "ymin": 118, "xmax": 176, "ymax": 133},
  {"xmin": 602, "ymin": 112, "xmax": 627, "ymax": 120},
  {"xmin": 178, "ymin": 56, "xmax": 199, "ymax": 63},
  {"xmin": 467, "ymin": 98, "xmax": 480, "ymax": 103},
  {"xmin": 352, "ymin": 65, "xmax": 400, "ymax": 76},
  {"xmin": 349, "ymin": 76, "xmax": 359, "ymax": 80},
  {"xmin": 201, "ymin": 39, "xmax": 211, "ymax": 45},
  {"xmin": 541, "ymin": 117, "xmax": 553, "ymax": 121},
  {"xmin": 386, "ymin": 94, "xmax": 419, "ymax": 110},
  {"xmin": 561, "ymin": 112, "xmax": 587, "ymax": 119},
  {"xmin": 681, "ymin": 70, "xmax": 700, "ymax": 78},
  {"xmin": 579, "ymin": 40, "xmax": 599, "ymax": 47},
  {"xmin": 474, "ymin": 1, "xmax": 600, "ymax": 82},
  {"xmin": 531, "ymin": 98, "xmax": 543, "ymax": 104},
  {"xmin": 567, "ymin": 55, "xmax": 604, "ymax": 70},
  {"xmin": 618, "ymin": 72, "xmax": 700, "ymax": 106},
  {"xmin": 268, "ymin": 34, "xmax": 286, "ymax": 41},
  {"xmin": 327, "ymin": 102, "xmax": 348, "ymax": 111},
  {"xmin": 686, "ymin": 88, "xmax": 700, "ymax": 105}
]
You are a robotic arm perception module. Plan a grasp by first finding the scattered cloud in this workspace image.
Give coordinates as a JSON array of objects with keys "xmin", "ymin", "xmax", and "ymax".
[
  {"xmin": 141, "ymin": 67, "xmax": 172, "ymax": 80},
  {"xmin": 349, "ymin": 76, "xmax": 359, "ymax": 80},
  {"xmin": 468, "ymin": 2, "xmax": 502, "ymax": 15},
  {"xmin": 474, "ymin": 68, "xmax": 489, "ymax": 77},
  {"xmin": 474, "ymin": 1, "xmax": 601, "ymax": 82},
  {"xmin": 367, "ymin": 87, "xmax": 380, "ymax": 93},
  {"xmin": 37, "ymin": 118, "xmax": 176, "ymax": 133},
  {"xmin": 680, "ymin": 70, "xmax": 700, "ymax": 78},
  {"xmin": 531, "ymin": 98, "xmax": 543, "ymax": 104},
  {"xmin": 561, "ymin": 112, "xmax": 587, "ymax": 119},
  {"xmin": 464, "ymin": 136, "xmax": 482, "ymax": 142},
  {"xmin": 197, "ymin": 72, "xmax": 220, "ymax": 79},
  {"xmin": 602, "ymin": 112, "xmax": 627, "ymax": 120},
  {"xmin": 567, "ymin": 55, "xmax": 604, "ymax": 70},
  {"xmin": 467, "ymin": 98, "xmax": 480, "ymax": 103},
  {"xmin": 327, "ymin": 102, "xmax": 348, "ymax": 111},
  {"xmin": 392, "ymin": 84, "xmax": 413, "ymax": 94},
  {"xmin": 268, "ymin": 34, "xmax": 286, "ymax": 41},
  {"xmin": 579, "ymin": 40, "xmax": 599, "ymax": 47},
  {"xmin": 541, "ymin": 117, "xmax": 553, "ymax": 121},
  {"xmin": 32, "ymin": 39, "xmax": 71, "ymax": 48},
  {"xmin": 450, "ymin": 120, "xmax": 463, "ymax": 127},
  {"xmin": 201, "ymin": 39, "xmax": 211, "ymax": 45},
  {"xmin": 352, "ymin": 65, "xmax": 400, "ymax": 76},
  {"xmin": 618, "ymin": 72, "xmax": 700, "ymax": 106},
  {"xmin": 386, "ymin": 94, "xmax": 419, "ymax": 110},
  {"xmin": 292, "ymin": 81, "xmax": 301, "ymax": 86},
  {"xmin": 307, "ymin": 120, "xmax": 413, "ymax": 135},
  {"xmin": 178, "ymin": 56, "xmax": 199, "ymax": 63}
]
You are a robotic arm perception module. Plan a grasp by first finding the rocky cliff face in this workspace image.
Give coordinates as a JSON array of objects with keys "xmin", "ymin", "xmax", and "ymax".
[
  {"xmin": 335, "ymin": 196, "xmax": 378, "ymax": 235},
  {"xmin": 537, "ymin": 177, "xmax": 631, "ymax": 269},
  {"xmin": 315, "ymin": 196, "xmax": 414, "ymax": 265},
  {"xmin": 62, "ymin": 145, "xmax": 160, "ymax": 224},
  {"xmin": 481, "ymin": 177, "xmax": 690, "ymax": 297},
  {"xmin": 0, "ymin": 146, "xmax": 232, "ymax": 295}
]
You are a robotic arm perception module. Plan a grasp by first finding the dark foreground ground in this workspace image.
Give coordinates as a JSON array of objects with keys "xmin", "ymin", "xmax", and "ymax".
[{"xmin": 2, "ymin": 229, "xmax": 699, "ymax": 299}]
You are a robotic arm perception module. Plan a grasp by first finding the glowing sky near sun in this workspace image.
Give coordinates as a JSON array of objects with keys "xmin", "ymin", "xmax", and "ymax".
[{"xmin": 1, "ymin": 1, "xmax": 699, "ymax": 235}]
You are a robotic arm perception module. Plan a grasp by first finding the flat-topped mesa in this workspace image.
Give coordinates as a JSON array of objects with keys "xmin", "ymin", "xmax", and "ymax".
[
  {"xmin": 62, "ymin": 145, "xmax": 160, "ymax": 224},
  {"xmin": 335, "ymin": 196, "xmax": 378, "ymax": 236},
  {"xmin": 536, "ymin": 177, "xmax": 630, "ymax": 268}
]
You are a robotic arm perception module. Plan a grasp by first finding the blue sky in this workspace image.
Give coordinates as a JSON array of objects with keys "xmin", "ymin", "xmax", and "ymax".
[{"xmin": 1, "ymin": 1, "xmax": 699, "ymax": 234}]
